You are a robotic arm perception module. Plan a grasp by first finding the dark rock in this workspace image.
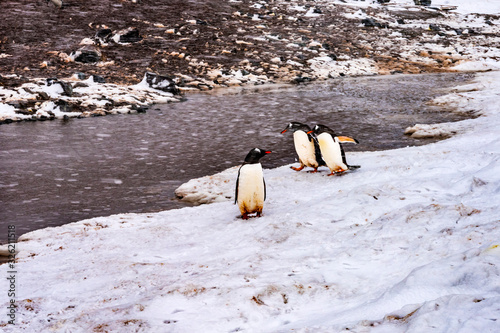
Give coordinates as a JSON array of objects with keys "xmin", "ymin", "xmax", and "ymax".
[
  {"xmin": 313, "ymin": 8, "xmax": 322, "ymax": 14},
  {"xmin": 1, "ymin": 118, "xmax": 14, "ymax": 125},
  {"xmin": 414, "ymin": 0, "xmax": 431, "ymax": 6},
  {"xmin": 46, "ymin": 77, "xmax": 59, "ymax": 85},
  {"xmin": 377, "ymin": 0, "xmax": 390, "ymax": 3},
  {"xmin": 46, "ymin": 78, "xmax": 73, "ymax": 96},
  {"xmin": 56, "ymin": 99, "xmax": 72, "ymax": 113},
  {"xmin": 38, "ymin": 91, "xmax": 50, "ymax": 100},
  {"xmin": 397, "ymin": 18, "xmax": 405, "ymax": 24},
  {"xmin": 95, "ymin": 28, "xmax": 113, "ymax": 45},
  {"xmin": 196, "ymin": 19, "xmax": 208, "ymax": 25},
  {"xmin": 113, "ymin": 27, "xmax": 142, "ymax": 43},
  {"xmin": 71, "ymin": 47, "xmax": 102, "ymax": 64},
  {"xmin": 429, "ymin": 24, "xmax": 440, "ymax": 31},
  {"xmin": 144, "ymin": 72, "xmax": 180, "ymax": 95},
  {"xmin": 131, "ymin": 104, "xmax": 148, "ymax": 113},
  {"xmin": 92, "ymin": 75, "xmax": 106, "ymax": 83},
  {"xmin": 73, "ymin": 82, "xmax": 89, "ymax": 89},
  {"xmin": 75, "ymin": 72, "xmax": 86, "ymax": 80},
  {"xmin": 58, "ymin": 81, "xmax": 73, "ymax": 97},
  {"xmin": 329, "ymin": 54, "xmax": 337, "ymax": 61},
  {"xmin": 361, "ymin": 18, "xmax": 388, "ymax": 28},
  {"xmin": 292, "ymin": 76, "xmax": 312, "ymax": 84}
]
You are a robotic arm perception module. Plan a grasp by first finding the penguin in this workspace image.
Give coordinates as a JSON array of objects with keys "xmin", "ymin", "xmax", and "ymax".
[
  {"xmin": 308, "ymin": 124, "xmax": 360, "ymax": 176},
  {"xmin": 281, "ymin": 122, "xmax": 325, "ymax": 173},
  {"xmin": 235, "ymin": 148, "xmax": 271, "ymax": 219}
]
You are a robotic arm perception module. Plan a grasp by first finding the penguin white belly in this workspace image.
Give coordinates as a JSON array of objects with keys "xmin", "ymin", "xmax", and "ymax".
[
  {"xmin": 293, "ymin": 131, "xmax": 317, "ymax": 167},
  {"xmin": 237, "ymin": 163, "xmax": 265, "ymax": 215},
  {"xmin": 317, "ymin": 133, "xmax": 348, "ymax": 172}
]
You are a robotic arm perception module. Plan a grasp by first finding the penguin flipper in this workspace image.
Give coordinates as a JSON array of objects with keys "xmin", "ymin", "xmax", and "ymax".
[
  {"xmin": 263, "ymin": 178, "xmax": 266, "ymax": 201},
  {"xmin": 234, "ymin": 167, "xmax": 241, "ymax": 204},
  {"xmin": 312, "ymin": 135, "xmax": 326, "ymax": 167}
]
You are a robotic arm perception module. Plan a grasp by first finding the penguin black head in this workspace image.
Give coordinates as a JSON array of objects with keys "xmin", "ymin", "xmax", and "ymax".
[
  {"xmin": 243, "ymin": 148, "xmax": 271, "ymax": 164},
  {"xmin": 309, "ymin": 124, "xmax": 360, "ymax": 144},
  {"xmin": 281, "ymin": 122, "xmax": 311, "ymax": 134},
  {"xmin": 309, "ymin": 124, "xmax": 336, "ymax": 136}
]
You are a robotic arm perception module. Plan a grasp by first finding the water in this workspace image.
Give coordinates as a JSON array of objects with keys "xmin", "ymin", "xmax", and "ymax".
[{"xmin": 0, "ymin": 73, "xmax": 474, "ymax": 239}]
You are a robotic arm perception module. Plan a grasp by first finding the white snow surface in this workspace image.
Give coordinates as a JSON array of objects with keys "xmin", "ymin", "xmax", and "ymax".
[
  {"xmin": 1, "ymin": 69, "xmax": 500, "ymax": 331},
  {"xmin": 347, "ymin": 0, "xmax": 500, "ymax": 14}
]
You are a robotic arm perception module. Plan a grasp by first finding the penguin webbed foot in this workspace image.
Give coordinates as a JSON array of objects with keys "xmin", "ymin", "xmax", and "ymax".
[
  {"xmin": 327, "ymin": 169, "xmax": 347, "ymax": 176},
  {"xmin": 291, "ymin": 165, "xmax": 305, "ymax": 172},
  {"xmin": 240, "ymin": 212, "xmax": 263, "ymax": 220}
]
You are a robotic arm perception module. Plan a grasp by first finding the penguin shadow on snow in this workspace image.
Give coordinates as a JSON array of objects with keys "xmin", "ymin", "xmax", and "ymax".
[{"xmin": 234, "ymin": 122, "xmax": 360, "ymax": 220}]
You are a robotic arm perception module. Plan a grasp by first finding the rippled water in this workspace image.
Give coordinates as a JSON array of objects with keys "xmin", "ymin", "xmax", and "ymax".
[{"xmin": 0, "ymin": 73, "xmax": 474, "ymax": 238}]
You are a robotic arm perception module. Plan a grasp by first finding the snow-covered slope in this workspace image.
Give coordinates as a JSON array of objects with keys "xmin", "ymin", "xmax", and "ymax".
[{"xmin": 1, "ymin": 68, "xmax": 499, "ymax": 332}]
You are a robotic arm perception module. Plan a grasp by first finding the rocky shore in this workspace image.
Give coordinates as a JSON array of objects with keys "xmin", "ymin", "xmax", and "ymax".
[{"xmin": 1, "ymin": 0, "xmax": 499, "ymax": 123}]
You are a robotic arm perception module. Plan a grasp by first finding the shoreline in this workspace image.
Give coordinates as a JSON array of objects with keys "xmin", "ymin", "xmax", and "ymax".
[{"xmin": 2, "ymin": 0, "xmax": 499, "ymax": 124}]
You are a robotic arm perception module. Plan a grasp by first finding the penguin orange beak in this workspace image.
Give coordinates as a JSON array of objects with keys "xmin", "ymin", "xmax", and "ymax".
[
  {"xmin": 280, "ymin": 129, "xmax": 288, "ymax": 134},
  {"xmin": 337, "ymin": 136, "xmax": 359, "ymax": 144},
  {"xmin": 265, "ymin": 151, "xmax": 272, "ymax": 154},
  {"xmin": 306, "ymin": 130, "xmax": 313, "ymax": 134}
]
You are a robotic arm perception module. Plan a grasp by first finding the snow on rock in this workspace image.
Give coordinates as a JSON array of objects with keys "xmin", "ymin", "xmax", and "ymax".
[
  {"xmin": 0, "ymin": 74, "xmax": 183, "ymax": 124},
  {"xmin": 174, "ymin": 166, "xmax": 238, "ymax": 204},
  {"xmin": 307, "ymin": 56, "xmax": 379, "ymax": 79},
  {"xmin": 0, "ymin": 103, "xmax": 31, "ymax": 123},
  {"xmin": 404, "ymin": 122, "xmax": 466, "ymax": 138},
  {"xmin": 1, "ymin": 70, "xmax": 500, "ymax": 331}
]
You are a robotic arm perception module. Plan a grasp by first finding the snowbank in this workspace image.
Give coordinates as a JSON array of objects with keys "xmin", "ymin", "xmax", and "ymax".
[
  {"xmin": 1, "ymin": 69, "xmax": 499, "ymax": 332},
  {"xmin": 0, "ymin": 74, "xmax": 182, "ymax": 124}
]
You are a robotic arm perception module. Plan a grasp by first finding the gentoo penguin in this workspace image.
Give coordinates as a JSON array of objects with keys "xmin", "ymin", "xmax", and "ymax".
[
  {"xmin": 281, "ymin": 122, "xmax": 325, "ymax": 173},
  {"xmin": 308, "ymin": 124, "xmax": 360, "ymax": 176},
  {"xmin": 235, "ymin": 148, "xmax": 271, "ymax": 219}
]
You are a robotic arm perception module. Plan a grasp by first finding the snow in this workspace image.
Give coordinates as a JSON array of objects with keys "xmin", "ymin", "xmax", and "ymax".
[
  {"xmin": 390, "ymin": 0, "xmax": 500, "ymax": 14},
  {"xmin": 2, "ymin": 1, "xmax": 500, "ymax": 332},
  {"xmin": 0, "ymin": 74, "xmax": 181, "ymax": 122},
  {"xmin": 1, "ymin": 68, "xmax": 499, "ymax": 331},
  {"xmin": 344, "ymin": 0, "xmax": 500, "ymax": 15}
]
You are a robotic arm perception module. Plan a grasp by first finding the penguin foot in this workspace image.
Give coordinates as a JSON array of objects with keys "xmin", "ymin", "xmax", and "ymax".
[
  {"xmin": 291, "ymin": 165, "xmax": 305, "ymax": 172},
  {"xmin": 240, "ymin": 212, "xmax": 263, "ymax": 219},
  {"xmin": 327, "ymin": 170, "xmax": 347, "ymax": 176},
  {"xmin": 307, "ymin": 168, "xmax": 319, "ymax": 173}
]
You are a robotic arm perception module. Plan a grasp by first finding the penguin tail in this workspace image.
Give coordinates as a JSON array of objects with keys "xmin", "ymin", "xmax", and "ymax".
[
  {"xmin": 347, "ymin": 165, "xmax": 361, "ymax": 170},
  {"xmin": 338, "ymin": 136, "xmax": 359, "ymax": 144}
]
